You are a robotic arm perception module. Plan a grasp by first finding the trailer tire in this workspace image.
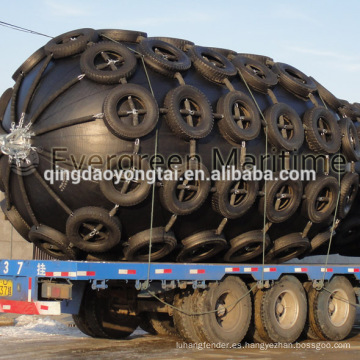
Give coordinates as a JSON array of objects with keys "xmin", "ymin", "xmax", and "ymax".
[
  {"xmin": 303, "ymin": 106, "xmax": 341, "ymax": 154},
  {"xmin": 151, "ymin": 37, "xmax": 194, "ymax": 51},
  {"xmin": 310, "ymin": 230, "xmax": 332, "ymax": 252},
  {"xmin": 99, "ymin": 153, "xmax": 152, "ymax": 206},
  {"xmin": 66, "ymin": 207, "xmax": 121, "ymax": 253},
  {"xmin": 103, "ymin": 84, "xmax": 159, "ymax": 140},
  {"xmin": 142, "ymin": 312, "xmax": 178, "ymax": 337},
  {"xmin": 194, "ymin": 277, "xmax": 252, "ymax": 344},
  {"xmin": 273, "ymin": 62, "xmax": 316, "ymax": 98},
  {"xmin": 232, "ymin": 55, "xmax": 278, "ymax": 93},
  {"xmin": 176, "ymin": 231, "xmax": 227, "ymax": 263},
  {"xmin": 216, "ymin": 90, "xmax": 261, "ymax": 143},
  {"xmin": 259, "ymin": 177, "xmax": 303, "ymax": 223},
  {"xmin": 124, "ymin": 227, "xmax": 177, "ymax": 261},
  {"xmin": 98, "ymin": 29, "xmax": 147, "ymax": 43},
  {"xmin": 85, "ymin": 287, "xmax": 140, "ymax": 339},
  {"xmin": 264, "ymin": 103, "xmax": 304, "ymax": 151},
  {"xmin": 265, "ymin": 233, "xmax": 310, "ymax": 264},
  {"xmin": 260, "ymin": 276, "xmax": 307, "ymax": 343},
  {"xmin": 252, "ymin": 288, "xmax": 273, "ymax": 342},
  {"xmin": 224, "ymin": 230, "xmax": 270, "ymax": 263},
  {"xmin": 173, "ymin": 289, "xmax": 204, "ymax": 342},
  {"xmin": 307, "ymin": 276, "xmax": 356, "ymax": 341},
  {"xmin": 80, "ymin": 42, "xmax": 137, "ymax": 84},
  {"xmin": 188, "ymin": 46, "xmax": 237, "ymax": 83},
  {"xmin": 160, "ymin": 161, "xmax": 211, "ymax": 215},
  {"xmin": 237, "ymin": 53, "xmax": 273, "ymax": 66},
  {"xmin": 29, "ymin": 225, "xmax": 78, "ymax": 260},
  {"xmin": 338, "ymin": 172, "xmax": 359, "ymax": 219},
  {"xmin": 139, "ymin": 39, "xmax": 191, "ymax": 77},
  {"xmin": 45, "ymin": 28, "xmax": 98, "ymax": 58},
  {"xmin": 339, "ymin": 117, "xmax": 360, "ymax": 162},
  {"xmin": 164, "ymin": 85, "xmax": 213, "ymax": 140},
  {"xmin": 212, "ymin": 178, "xmax": 259, "ymax": 219},
  {"xmin": 303, "ymin": 175, "xmax": 339, "ymax": 223}
]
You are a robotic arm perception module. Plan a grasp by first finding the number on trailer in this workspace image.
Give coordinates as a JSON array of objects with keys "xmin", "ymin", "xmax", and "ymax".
[
  {"xmin": 17, "ymin": 261, "xmax": 23, "ymax": 275},
  {"xmin": 3, "ymin": 261, "xmax": 9, "ymax": 274}
]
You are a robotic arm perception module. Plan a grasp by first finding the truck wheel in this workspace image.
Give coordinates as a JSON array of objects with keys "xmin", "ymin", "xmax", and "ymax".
[
  {"xmin": 264, "ymin": 103, "xmax": 304, "ymax": 151},
  {"xmin": 66, "ymin": 207, "xmax": 121, "ymax": 253},
  {"xmin": 45, "ymin": 28, "xmax": 98, "ymax": 59},
  {"xmin": 307, "ymin": 276, "xmax": 356, "ymax": 340},
  {"xmin": 265, "ymin": 233, "xmax": 309, "ymax": 264},
  {"xmin": 84, "ymin": 288, "xmax": 140, "ymax": 339},
  {"xmin": 260, "ymin": 276, "xmax": 307, "ymax": 343},
  {"xmin": 164, "ymin": 85, "xmax": 214, "ymax": 140},
  {"xmin": 250, "ymin": 288, "xmax": 272, "ymax": 342},
  {"xmin": 73, "ymin": 314, "xmax": 95, "ymax": 337},
  {"xmin": 80, "ymin": 42, "xmax": 137, "ymax": 84},
  {"xmin": 273, "ymin": 62, "xmax": 316, "ymax": 98},
  {"xmin": 224, "ymin": 230, "xmax": 270, "ymax": 263},
  {"xmin": 160, "ymin": 161, "xmax": 211, "ymax": 215},
  {"xmin": 259, "ymin": 177, "xmax": 303, "ymax": 223},
  {"xmin": 176, "ymin": 230, "xmax": 227, "ymax": 262},
  {"xmin": 99, "ymin": 153, "xmax": 152, "ymax": 206},
  {"xmin": 173, "ymin": 289, "xmax": 204, "ymax": 342},
  {"xmin": 303, "ymin": 175, "xmax": 339, "ymax": 223},
  {"xmin": 338, "ymin": 172, "xmax": 359, "ymax": 219},
  {"xmin": 139, "ymin": 39, "xmax": 191, "ymax": 77},
  {"xmin": 194, "ymin": 276, "xmax": 252, "ymax": 344},
  {"xmin": 29, "ymin": 225, "xmax": 78, "ymax": 260},
  {"xmin": 302, "ymin": 282, "xmax": 320, "ymax": 340},
  {"xmin": 216, "ymin": 90, "xmax": 261, "ymax": 142},
  {"xmin": 73, "ymin": 289, "xmax": 96, "ymax": 337},
  {"xmin": 212, "ymin": 178, "xmax": 259, "ymax": 219},
  {"xmin": 103, "ymin": 84, "xmax": 159, "ymax": 139},
  {"xmin": 140, "ymin": 312, "xmax": 178, "ymax": 337},
  {"xmin": 232, "ymin": 55, "xmax": 278, "ymax": 94},
  {"xmin": 188, "ymin": 46, "xmax": 237, "ymax": 84},
  {"xmin": 124, "ymin": 227, "xmax": 177, "ymax": 261},
  {"xmin": 339, "ymin": 117, "xmax": 360, "ymax": 161}
]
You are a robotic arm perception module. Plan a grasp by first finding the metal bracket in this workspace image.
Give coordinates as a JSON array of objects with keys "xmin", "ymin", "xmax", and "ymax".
[
  {"xmin": 91, "ymin": 280, "xmax": 108, "ymax": 290},
  {"xmin": 192, "ymin": 280, "xmax": 207, "ymax": 289}
]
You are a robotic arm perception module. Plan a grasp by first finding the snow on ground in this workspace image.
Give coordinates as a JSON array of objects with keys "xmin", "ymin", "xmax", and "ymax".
[
  {"xmin": 0, "ymin": 315, "xmax": 85, "ymax": 339},
  {"xmin": 0, "ymin": 315, "xmax": 147, "ymax": 340}
]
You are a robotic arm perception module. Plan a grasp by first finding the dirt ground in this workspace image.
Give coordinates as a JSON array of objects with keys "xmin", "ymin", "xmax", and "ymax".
[{"xmin": 0, "ymin": 313, "xmax": 359, "ymax": 360}]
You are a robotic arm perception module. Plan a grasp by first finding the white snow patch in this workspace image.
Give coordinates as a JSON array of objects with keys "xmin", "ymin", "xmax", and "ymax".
[{"xmin": 0, "ymin": 315, "xmax": 85, "ymax": 339}]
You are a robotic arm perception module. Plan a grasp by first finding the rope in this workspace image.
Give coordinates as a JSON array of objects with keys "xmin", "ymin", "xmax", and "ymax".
[
  {"xmin": 0, "ymin": 21, "xmax": 53, "ymax": 38},
  {"xmin": 321, "ymin": 155, "xmax": 341, "ymax": 285},
  {"xmin": 323, "ymin": 287, "xmax": 360, "ymax": 309},
  {"xmin": 147, "ymin": 283, "xmax": 258, "ymax": 316},
  {"xmin": 236, "ymin": 68, "xmax": 269, "ymax": 284}
]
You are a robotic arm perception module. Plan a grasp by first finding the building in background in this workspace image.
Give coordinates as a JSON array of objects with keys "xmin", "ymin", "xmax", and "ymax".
[{"xmin": 0, "ymin": 193, "xmax": 33, "ymax": 260}]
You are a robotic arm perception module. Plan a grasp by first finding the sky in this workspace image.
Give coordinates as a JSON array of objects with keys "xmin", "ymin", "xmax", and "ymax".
[{"xmin": 0, "ymin": 0, "xmax": 359, "ymax": 102}]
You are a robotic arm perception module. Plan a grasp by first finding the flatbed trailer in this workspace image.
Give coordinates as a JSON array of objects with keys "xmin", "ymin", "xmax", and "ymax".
[{"xmin": 0, "ymin": 258, "xmax": 359, "ymax": 344}]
